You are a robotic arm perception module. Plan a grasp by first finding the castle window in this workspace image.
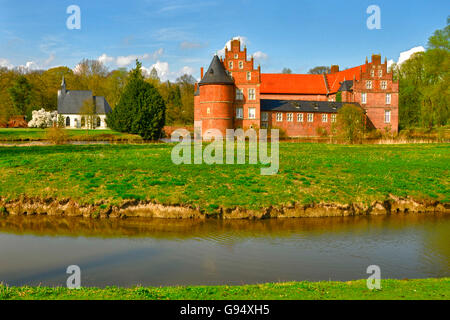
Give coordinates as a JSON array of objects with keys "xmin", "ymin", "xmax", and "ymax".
[
  {"xmin": 366, "ymin": 80, "xmax": 372, "ymax": 89},
  {"xmin": 307, "ymin": 113, "xmax": 314, "ymax": 122},
  {"xmin": 229, "ymin": 61, "xmax": 233, "ymax": 69},
  {"xmin": 297, "ymin": 113, "xmax": 303, "ymax": 122},
  {"xmin": 276, "ymin": 113, "xmax": 283, "ymax": 122},
  {"xmin": 381, "ymin": 81, "xmax": 387, "ymax": 90},
  {"xmin": 386, "ymin": 93, "xmax": 391, "ymax": 105},
  {"xmin": 236, "ymin": 88, "xmax": 244, "ymax": 100},
  {"xmin": 362, "ymin": 93, "xmax": 367, "ymax": 104},
  {"xmin": 248, "ymin": 88, "xmax": 256, "ymax": 100},
  {"xmin": 248, "ymin": 108, "xmax": 256, "ymax": 119},
  {"xmin": 378, "ymin": 69, "xmax": 383, "ymax": 77},
  {"xmin": 65, "ymin": 116, "xmax": 70, "ymax": 127},
  {"xmin": 247, "ymin": 71, "xmax": 251, "ymax": 81},
  {"xmin": 239, "ymin": 61, "xmax": 244, "ymax": 69},
  {"xmin": 322, "ymin": 114, "xmax": 328, "ymax": 122},
  {"xmin": 236, "ymin": 107, "xmax": 243, "ymax": 119},
  {"xmin": 261, "ymin": 112, "xmax": 268, "ymax": 121},
  {"xmin": 287, "ymin": 113, "xmax": 293, "ymax": 122},
  {"xmin": 385, "ymin": 110, "xmax": 391, "ymax": 123},
  {"xmin": 331, "ymin": 114, "xmax": 337, "ymax": 122}
]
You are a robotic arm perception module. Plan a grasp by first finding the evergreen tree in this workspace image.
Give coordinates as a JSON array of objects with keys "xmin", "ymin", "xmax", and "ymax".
[
  {"xmin": 106, "ymin": 60, "xmax": 166, "ymax": 140},
  {"xmin": 8, "ymin": 75, "xmax": 33, "ymax": 117}
]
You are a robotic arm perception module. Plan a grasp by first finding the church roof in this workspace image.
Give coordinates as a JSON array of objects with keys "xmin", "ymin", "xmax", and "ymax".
[
  {"xmin": 199, "ymin": 55, "xmax": 234, "ymax": 86},
  {"xmin": 58, "ymin": 90, "xmax": 112, "ymax": 114},
  {"xmin": 260, "ymin": 99, "xmax": 362, "ymax": 113}
]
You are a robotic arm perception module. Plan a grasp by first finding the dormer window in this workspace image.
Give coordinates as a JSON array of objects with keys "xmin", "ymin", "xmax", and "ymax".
[{"xmin": 378, "ymin": 69, "xmax": 383, "ymax": 77}]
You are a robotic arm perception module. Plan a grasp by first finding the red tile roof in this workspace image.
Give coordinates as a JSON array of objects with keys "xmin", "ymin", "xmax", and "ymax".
[
  {"xmin": 260, "ymin": 64, "xmax": 367, "ymax": 95},
  {"xmin": 260, "ymin": 74, "xmax": 327, "ymax": 95},
  {"xmin": 325, "ymin": 64, "xmax": 367, "ymax": 93}
]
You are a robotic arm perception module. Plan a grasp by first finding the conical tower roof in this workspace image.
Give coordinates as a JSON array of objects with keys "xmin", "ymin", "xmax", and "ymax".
[{"xmin": 199, "ymin": 55, "xmax": 234, "ymax": 86}]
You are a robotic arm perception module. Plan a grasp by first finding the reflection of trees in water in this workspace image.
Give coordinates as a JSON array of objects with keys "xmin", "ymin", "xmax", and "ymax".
[
  {"xmin": 0, "ymin": 214, "xmax": 449, "ymax": 244},
  {"xmin": 420, "ymin": 218, "xmax": 450, "ymax": 275}
]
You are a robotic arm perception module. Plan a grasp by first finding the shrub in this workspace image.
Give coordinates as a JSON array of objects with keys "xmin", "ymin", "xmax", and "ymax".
[
  {"xmin": 28, "ymin": 108, "xmax": 57, "ymax": 128},
  {"xmin": 336, "ymin": 104, "xmax": 365, "ymax": 143},
  {"xmin": 316, "ymin": 127, "xmax": 328, "ymax": 137},
  {"xmin": 45, "ymin": 127, "xmax": 68, "ymax": 144}
]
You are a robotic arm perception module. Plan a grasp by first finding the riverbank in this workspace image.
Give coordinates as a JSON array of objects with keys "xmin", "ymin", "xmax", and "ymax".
[
  {"xmin": 0, "ymin": 194, "xmax": 449, "ymax": 219},
  {"xmin": 1, "ymin": 278, "xmax": 448, "ymax": 300},
  {"xmin": 0, "ymin": 143, "xmax": 448, "ymax": 218}
]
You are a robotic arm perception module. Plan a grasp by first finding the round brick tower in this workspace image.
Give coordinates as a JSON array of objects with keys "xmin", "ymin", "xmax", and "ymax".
[{"xmin": 198, "ymin": 55, "xmax": 235, "ymax": 137}]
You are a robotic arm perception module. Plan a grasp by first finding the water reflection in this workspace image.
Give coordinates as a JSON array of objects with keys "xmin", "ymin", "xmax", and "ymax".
[{"xmin": 0, "ymin": 214, "xmax": 448, "ymax": 287}]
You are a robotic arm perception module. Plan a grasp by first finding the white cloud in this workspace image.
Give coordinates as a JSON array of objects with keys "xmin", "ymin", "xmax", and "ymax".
[
  {"xmin": 387, "ymin": 46, "xmax": 425, "ymax": 69},
  {"xmin": 216, "ymin": 36, "xmax": 268, "ymax": 65},
  {"xmin": 252, "ymin": 51, "xmax": 268, "ymax": 61},
  {"xmin": 0, "ymin": 58, "xmax": 13, "ymax": 69},
  {"xmin": 0, "ymin": 54, "xmax": 55, "ymax": 71},
  {"xmin": 217, "ymin": 36, "xmax": 248, "ymax": 57},
  {"xmin": 98, "ymin": 53, "xmax": 115, "ymax": 65},
  {"xmin": 142, "ymin": 61, "xmax": 195, "ymax": 82},
  {"xmin": 97, "ymin": 48, "xmax": 164, "ymax": 68}
]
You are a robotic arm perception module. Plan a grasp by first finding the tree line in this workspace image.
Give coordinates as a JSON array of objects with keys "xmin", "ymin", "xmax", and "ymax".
[
  {"xmin": 392, "ymin": 18, "xmax": 449, "ymax": 129},
  {"xmin": 0, "ymin": 59, "xmax": 196, "ymax": 126}
]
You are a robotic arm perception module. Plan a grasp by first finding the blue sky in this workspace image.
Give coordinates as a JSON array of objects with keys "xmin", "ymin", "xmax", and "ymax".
[{"xmin": 0, "ymin": 0, "xmax": 448, "ymax": 81}]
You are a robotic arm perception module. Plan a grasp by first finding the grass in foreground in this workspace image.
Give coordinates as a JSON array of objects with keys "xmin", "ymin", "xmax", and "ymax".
[
  {"xmin": 0, "ymin": 143, "xmax": 448, "ymax": 211},
  {"xmin": 0, "ymin": 128, "xmax": 141, "ymax": 141},
  {"xmin": 1, "ymin": 278, "xmax": 449, "ymax": 300}
]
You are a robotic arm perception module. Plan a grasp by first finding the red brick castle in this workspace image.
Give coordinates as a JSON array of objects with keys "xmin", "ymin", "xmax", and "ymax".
[{"xmin": 194, "ymin": 39, "xmax": 398, "ymax": 137}]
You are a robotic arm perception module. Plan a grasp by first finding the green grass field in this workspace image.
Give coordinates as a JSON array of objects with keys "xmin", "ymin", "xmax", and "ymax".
[
  {"xmin": 0, "ymin": 143, "xmax": 448, "ymax": 210},
  {"xmin": 1, "ymin": 278, "xmax": 448, "ymax": 300},
  {"xmin": 0, "ymin": 128, "xmax": 141, "ymax": 141}
]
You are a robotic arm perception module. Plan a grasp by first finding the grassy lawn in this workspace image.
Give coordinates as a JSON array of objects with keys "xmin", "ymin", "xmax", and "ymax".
[
  {"xmin": 1, "ymin": 278, "xmax": 448, "ymax": 300},
  {"xmin": 0, "ymin": 143, "xmax": 448, "ymax": 210},
  {"xmin": 0, "ymin": 128, "xmax": 141, "ymax": 141}
]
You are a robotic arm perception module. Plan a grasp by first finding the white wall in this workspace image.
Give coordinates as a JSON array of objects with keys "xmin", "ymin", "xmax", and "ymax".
[{"xmin": 61, "ymin": 114, "xmax": 109, "ymax": 129}]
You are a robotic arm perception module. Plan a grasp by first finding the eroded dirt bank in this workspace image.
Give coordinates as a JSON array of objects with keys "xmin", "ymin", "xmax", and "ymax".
[{"xmin": 0, "ymin": 195, "xmax": 448, "ymax": 219}]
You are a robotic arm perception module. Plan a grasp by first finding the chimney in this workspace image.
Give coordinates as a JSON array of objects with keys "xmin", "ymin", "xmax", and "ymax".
[
  {"xmin": 372, "ymin": 54, "xmax": 381, "ymax": 65},
  {"xmin": 330, "ymin": 65, "xmax": 339, "ymax": 74},
  {"xmin": 194, "ymin": 83, "xmax": 198, "ymax": 91},
  {"xmin": 201, "ymin": 67, "xmax": 204, "ymax": 79}
]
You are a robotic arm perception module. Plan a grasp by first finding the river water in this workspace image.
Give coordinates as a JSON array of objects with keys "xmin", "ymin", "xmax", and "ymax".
[{"xmin": 0, "ymin": 214, "xmax": 448, "ymax": 287}]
